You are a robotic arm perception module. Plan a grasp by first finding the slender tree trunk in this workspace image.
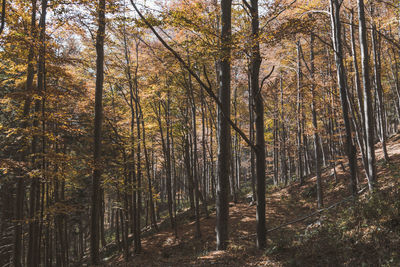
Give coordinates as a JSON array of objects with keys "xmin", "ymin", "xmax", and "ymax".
[
  {"xmin": 280, "ymin": 74, "xmax": 288, "ymax": 185},
  {"xmin": 91, "ymin": 0, "xmax": 106, "ymax": 264},
  {"xmin": 122, "ymin": 152, "xmax": 130, "ymax": 261},
  {"xmin": 249, "ymin": 0, "xmax": 267, "ymax": 249},
  {"xmin": 208, "ymin": 107, "xmax": 216, "ymax": 200},
  {"xmin": 248, "ymin": 68, "xmax": 257, "ymax": 200},
  {"xmin": 388, "ymin": 48, "xmax": 400, "ymax": 123},
  {"xmin": 216, "ymin": 0, "xmax": 232, "ymax": 250},
  {"xmin": 201, "ymin": 88, "xmax": 209, "ymax": 216},
  {"xmin": 358, "ymin": 0, "xmax": 377, "ymax": 191},
  {"xmin": 273, "ymin": 89, "xmax": 279, "ymax": 185},
  {"xmin": 371, "ymin": 11, "xmax": 389, "ymax": 162},
  {"xmin": 133, "ymin": 42, "xmax": 142, "ymax": 253},
  {"xmin": 165, "ymin": 98, "xmax": 177, "ymax": 237},
  {"xmin": 349, "ymin": 10, "xmax": 368, "ymax": 174},
  {"xmin": 350, "ymin": 10, "xmax": 366, "ymax": 153},
  {"xmin": 141, "ymin": 119, "xmax": 158, "ymax": 230},
  {"xmin": 156, "ymin": 96, "xmax": 178, "ymax": 238},
  {"xmin": 186, "ymin": 64, "xmax": 202, "ymax": 238},
  {"xmin": 184, "ymin": 134, "xmax": 195, "ymax": 214},
  {"xmin": 230, "ymin": 85, "xmax": 238, "ymax": 203},
  {"xmin": 331, "ymin": 0, "xmax": 358, "ymax": 196},
  {"xmin": 308, "ymin": 32, "xmax": 324, "ymax": 208},
  {"xmin": 296, "ymin": 41, "xmax": 304, "ymax": 185}
]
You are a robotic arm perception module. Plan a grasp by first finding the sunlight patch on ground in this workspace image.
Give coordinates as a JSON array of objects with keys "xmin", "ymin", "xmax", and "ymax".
[
  {"xmin": 241, "ymin": 216, "xmax": 254, "ymax": 222},
  {"xmin": 198, "ymin": 250, "xmax": 227, "ymax": 260},
  {"xmin": 163, "ymin": 237, "xmax": 175, "ymax": 246}
]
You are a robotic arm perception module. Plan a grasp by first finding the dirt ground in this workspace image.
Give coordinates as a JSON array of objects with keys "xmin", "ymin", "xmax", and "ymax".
[{"xmin": 105, "ymin": 134, "xmax": 400, "ymax": 267}]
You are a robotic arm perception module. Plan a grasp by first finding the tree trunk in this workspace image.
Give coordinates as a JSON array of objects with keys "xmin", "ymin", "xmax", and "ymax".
[
  {"xmin": 249, "ymin": 0, "xmax": 267, "ymax": 249},
  {"xmin": 331, "ymin": 0, "xmax": 358, "ymax": 196},
  {"xmin": 350, "ymin": 10, "xmax": 368, "ymax": 173},
  {"xmin": 371, "ymin": 9, "xmax": 389, "ymax": 162},
  {"xmin": 28, "ymin": 0, "xmax": 47, "ymax": 265},
  {"xmin": 358, "ymin": 0, "xmax": 377, "ymax": 191},
  {"xmin": 187, "ymin": 63, "xmax": 202, "ymax": 238},
  {"xmin": 296, "ymin": 41, "xmax": 304, "ymax": 185},
  {"xmin": 216, "ymin": 0, "xmax": 232, "ymax": 251},
  {"xmin": 184, "ymin": 134, "xmax": 195, "ymax": 214},
  {"xmin": 309, "ymin": 32, "xmax": 324, "ymax": 208},
  {"xmin": 201, "ymin": 88, "xmax": 209, "ymax": 216},
  {"xmin": 141, "ymin": 119, "xmax": 158, "ymax": 230},
  {"xmin": 280, "ymin": 74, "xmax": 288, "ymax": 185},
  {"xmin": 91, "ymin": 0, "xmax": 106, "ymax": 264},
  {"xmin": 134, "ymin": 42, "xmax": 142, "ymax": 252},
  {"xmin": 248, "ymin": 68, "xmax": 257, "ymax": 200}
]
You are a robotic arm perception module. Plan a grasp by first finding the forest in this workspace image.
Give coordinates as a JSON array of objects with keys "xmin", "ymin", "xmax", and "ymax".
[{"xmin": 1, "ymin": 0, "xmax": 400, "ymax": 266}]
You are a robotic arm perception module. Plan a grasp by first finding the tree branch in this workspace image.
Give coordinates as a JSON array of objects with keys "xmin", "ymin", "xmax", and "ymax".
[
  {"xmin": 259, "ymin": 66, "xmax": 275, "ymax": 94},
  {"xmin": 242, "ymin": 0, "xmax": 251, "ymax": 11},
  {"xmin": 261, "ymin": 0, "xmax": 297, "ymax": 30},
  {"xmin": 130, "ymin": 1, "xmax": 256, "ymax": 151},
  {"xmin": 0, "ymin": 0, "xmax": 5, "ymax": 35}
]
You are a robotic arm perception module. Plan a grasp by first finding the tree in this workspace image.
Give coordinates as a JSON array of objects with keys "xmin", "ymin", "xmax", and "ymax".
[
  {"xmin": 246, "ymin": 0, "xmax": 267, "ymax": 249},
  {"xmin": 216, "ymin": 0, "xmax": 232, "ymax": 251},
  {"xmin": 330, "ymin": 0, "xmax": 357, "ymax": 196},
  {"xmin": 309, "ymin": 31, "xmax": 324, "ymax": 208},
  {"xmin": 91, "ymin": 0, "xmax": 106, "ymax": 264},
  {"xmin": 358, "ymin": 0, "xmax": 377, "ymax": 191}
]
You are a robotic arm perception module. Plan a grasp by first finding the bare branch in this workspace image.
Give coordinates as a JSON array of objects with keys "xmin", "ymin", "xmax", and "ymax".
[
  {"xmin": 130, "ymin": 1, "xmax": 256, "ymax": 150},
  {"xmin": 259, "ymin": 66, "xmax": 275, "ymax": 93},
  {"xmin": 0, "ymin": 0, "xmax": 5, "ymax": 35},
  {"xmin": 261, "ymin": 0, "xmax": 297, "ymax": 30}
]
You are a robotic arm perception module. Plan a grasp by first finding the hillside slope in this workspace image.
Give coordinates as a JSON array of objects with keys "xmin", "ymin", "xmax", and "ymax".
[{"xmin": 104, "ymin": 134, "xmax": 400, "ymax": 266}]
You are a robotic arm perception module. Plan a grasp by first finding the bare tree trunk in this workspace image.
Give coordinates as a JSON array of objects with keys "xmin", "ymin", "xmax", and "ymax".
[
  {"xmin": 164, "ymin": 95, "xmax": 178, "ymax": 237},
  {"xmin": 141, "ymin": 120, "xmax": 158, "ymax": 230},
  {"xmin": 388, "ymin": 48, "xmax": 400, "ymax": 123},
  {"xmin": 349, "ymin": 10, "xmax": 368, "ymax": 174},
  {"xmin": 216, "ymin": 0, "xmax": 232, "ymax": 251},
  {"xmin": 249, "ymin": 0, "xmax": 267, "ymax": 249},
  {"xmin": 184, "ymin": 133, "xmax": 195, "ymax": 214},
  {"xmin": 309, "ymin": 32, "xmax": 324, "ymax": 208},
  {"xmin": 91, "ymin": 0, "xmax": 106, "ymax": 264},
  {"xmin": 248, "ymin": 68, "xmax": 257, "ymax": 200},
  {"xmin": 371, "ymin": 8, "xmax": 389, "ymax": 162},
  {"xmin": 296, "ymin": 41, "xmax": 304, "ymax": 186},
  {"xmin": 230, "ymin": 85, "xmax": 238, "ymax": 203},
  {"xmin": 280, "ymin": 74, "xmax": 288, "ymax": 185},
  {"xmin": 331, "ymin": 0, "xmax": 358, "ymax": 196},
  {"xmin": 358, "ymin": 0, "xmax": 377, "ymax": 191},
  {"xmin": 208, "ymin": 106, "xmax": 216, "ymax": 200},
  {"xmin": 133, "ymin": 40, "xmax": 142, "ymax": 253},
  {"xmin": 187, "ymin": 65, "xmax": 202, "ymax": 238},
  {"xmin": 273, "ymin": 88, "xmax": 279, "ymax": 185},
  {"xmin": 122, "ymin": 152, "xmax": 130, "ymax": 261},
  {"xmin": 201, "ymin": 88, "xmax": 209, "ymax": 216}
]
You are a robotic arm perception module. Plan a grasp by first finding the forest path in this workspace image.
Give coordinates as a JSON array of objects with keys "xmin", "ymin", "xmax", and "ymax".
[{"xmin": 107, "ymin": 133, "xmax": 400, "ymax": 266}]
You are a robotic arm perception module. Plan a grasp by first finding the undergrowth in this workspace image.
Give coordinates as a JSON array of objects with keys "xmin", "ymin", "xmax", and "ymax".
[{"xmin": 267, "ymin": 187, "xmax": 400, "ymax": 266}]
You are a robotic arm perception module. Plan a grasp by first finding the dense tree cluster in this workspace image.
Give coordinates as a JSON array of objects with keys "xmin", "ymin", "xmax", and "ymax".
[{"xmin": 1, "ymin": 0, "xmax": 399, "ymax": 265}]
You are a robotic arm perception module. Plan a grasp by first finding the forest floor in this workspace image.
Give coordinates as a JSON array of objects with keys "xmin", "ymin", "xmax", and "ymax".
[{"xmin": 104, "ymin": 134, "xmax": 400, "ymax": 267}]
